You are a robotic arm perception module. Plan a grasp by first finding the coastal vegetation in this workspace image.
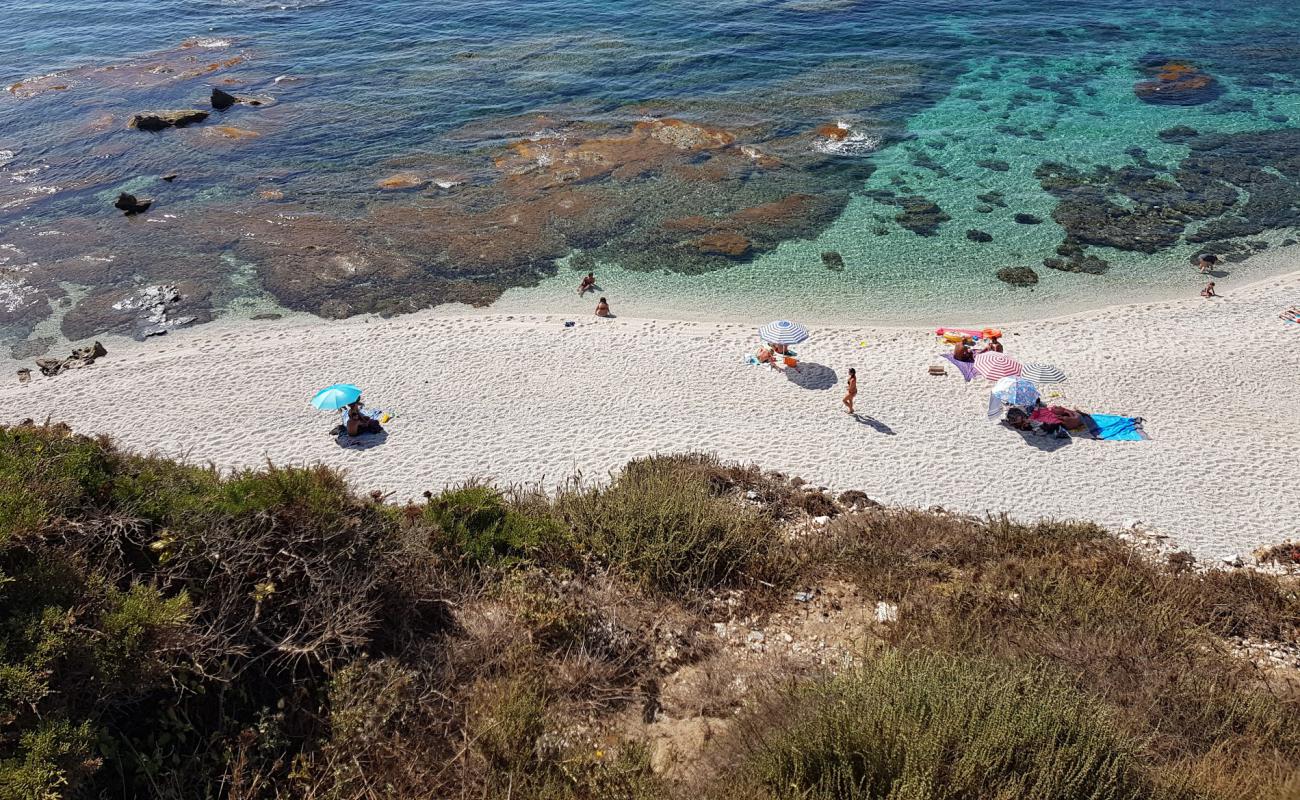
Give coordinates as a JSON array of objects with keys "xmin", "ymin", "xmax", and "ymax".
[{"xmin": 2, "ymin": 422, "xmax": 1298, "ymax": 799}]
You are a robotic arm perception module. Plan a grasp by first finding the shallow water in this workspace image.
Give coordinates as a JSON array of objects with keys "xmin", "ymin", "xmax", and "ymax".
[{"xmin": 2, "ymin": 0, "xmax": 1299, "ymax": 346}]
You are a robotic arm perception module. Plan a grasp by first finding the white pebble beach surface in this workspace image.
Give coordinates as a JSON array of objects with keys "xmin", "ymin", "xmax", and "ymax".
[{"xmin": 3, "ymin": 270, "xmax": 1298, "ymax": 562}]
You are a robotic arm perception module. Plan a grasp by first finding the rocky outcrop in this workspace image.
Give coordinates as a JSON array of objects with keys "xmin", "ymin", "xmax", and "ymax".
[
  {"xmin": 693, "ymin": 232, "xmax": 752, "ymax": 257},
  {"xmin": 7, "ymin": 39, "xmax": 247, "ymax": 100},
  {"xmin": 892, "ymin": 196, "xmax": 950, "ymax": 236},
  {"xmin": 1157, "ymin": 125, "xmax": 1199, "ymax": 143},
  {"xmin": 114, "ymin": 192, "xmax": 152, "ymax": 215},
  {"xmin": 996, "ymin": 266, "xmax": 1039, "ymax": 287},
  {"xmin": 211, "ymin": 87, "xmax": 238, "ymax": 110},
  {"xmin": 1134, "ymin": 59, "xmax": 1221, "ymax": 105},
  {"xmin": 129, "ymin": 109, "xmax": 209, "ymax": 131},
  {"xmin": 821, "ymin": 251, "xmax": 845, "ymax": 271},
  {"xmin": 966, "ymin": 229, "xmax": 993, "ymax": 243},
  {"xmin": 33, "ymin": 341, "xmax": 107, "ymax": 377}
]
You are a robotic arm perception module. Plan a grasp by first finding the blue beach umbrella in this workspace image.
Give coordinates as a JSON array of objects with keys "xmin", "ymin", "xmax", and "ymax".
[
  {"xmin": 758, "ymin": 320, "xmax": 810, "ymax": 346},
  {"xmin": 991, "ymin": 376, "xmax": 1040, "ymax": 408},
  {"xmin": 311, "ymin": 383, "xmax": 362, "ymax": 410}
]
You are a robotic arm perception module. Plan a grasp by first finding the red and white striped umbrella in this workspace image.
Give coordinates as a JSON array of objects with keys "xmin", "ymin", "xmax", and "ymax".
[{"xmin": 974, "ymin": 352, "xmax": 1023, "ymax": 381}]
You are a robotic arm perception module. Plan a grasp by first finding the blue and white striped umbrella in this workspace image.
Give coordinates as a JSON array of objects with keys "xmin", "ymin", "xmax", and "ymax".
[
  {"xmin": 991, "ymin": 376, "xmax": 1040, "ymax": 408},
  {"xmin": 1020, "ymin": 362, "xmax": 1067, "ymax": 384},
  {"xmin": 311, "ymin": 383, "xmax": 362, "ymax": 410},
  {"xmin": 758, "ymin": 320, "xmax": 809, "ymax": 345}
]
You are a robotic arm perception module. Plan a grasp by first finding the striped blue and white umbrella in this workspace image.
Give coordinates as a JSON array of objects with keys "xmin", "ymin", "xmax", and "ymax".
[
  {"xmin": 758, "ymin": 320, "xmax": 809, "ymax": 346},
  {"xmin": 1021, "ymin": 362, "xmax": 1067, "ymax": 384},
  {"xmin": 991, "ymin": 376, "xmax": 1040, "ymax": 408},
  {"xmin": 311, "ymin": 383, "xmax": 362, "ymax": 410}
]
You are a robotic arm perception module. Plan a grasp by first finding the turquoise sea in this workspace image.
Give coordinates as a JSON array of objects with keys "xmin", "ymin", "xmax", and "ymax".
[{"xmin": 2, "ymin": 0, "xmax": 1299, "ymax": 347}]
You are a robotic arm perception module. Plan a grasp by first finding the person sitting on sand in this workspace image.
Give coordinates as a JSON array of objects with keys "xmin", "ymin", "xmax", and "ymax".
[
  {"xmin": 979, "ymin": 334, "xmax": 1004, "ymax": 354},
  {"xmin": 1201, "ymin": 281, "xmax": 1217, "ymax": 299},
  {"xmin": 953, "ymin": 337, "xmax": 976, "ymax": 362},
  {"xmin": 595, "ymin": 296, "xmax": 611, "ymax": 317},
  {"xmin": 342, "ymin": 399, "xmax": 383, "ymax": 437},
  {"xmin": 1198, "ymin": 253, "xmax": 1218, "ymax": 274},
  {"xmin": 842, "ymin": 367, "xmax": 857, "ymax": 414},
  {"xmin": 578, "ymin": 272, "xmax": 596, "ymax": 295}
]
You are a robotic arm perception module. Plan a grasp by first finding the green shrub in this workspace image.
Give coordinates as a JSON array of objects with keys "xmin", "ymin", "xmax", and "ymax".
[
  {"xmin": 424, "ymin": 485, "xmax": 563, "ymax": 566},
  {"xmin": 0, "ymin": 425, "xmax": 115, "ymax": 539},
  {"xmin": 0, "ymin": 719, "xmax": 96, "ymax": 800},
  {"xmin": 555, "ymin": 455, "xmax": 784, "ymax": 595},
  {"xmin": 730, "ymin": 651, "xmax": 1155, "ymax": 800}
]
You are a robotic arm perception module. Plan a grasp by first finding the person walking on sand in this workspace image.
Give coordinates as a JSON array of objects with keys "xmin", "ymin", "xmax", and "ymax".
[
  {"xmin": 1201, "ymin": 281, "xmax": 1217, "ymax": 299},
  {"xmin": 842, "ymin": 367, "xmax": 857, "ymax": 414},
  {"xmin": 595, "ymin": 296, "xmax": 611, "ymax": 317},
  {"xmin": 1197, "ymin": 253, "xmax": 1218, "ymax": 274},
  {"xmin": 578, "ymin": 271, "xmax": 595, "ymax": 295}
]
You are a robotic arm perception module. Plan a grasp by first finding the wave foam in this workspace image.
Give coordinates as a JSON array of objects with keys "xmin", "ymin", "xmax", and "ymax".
[{"xmin": 812, "ymin": 129, "xmax": 882, "ymax": 157}]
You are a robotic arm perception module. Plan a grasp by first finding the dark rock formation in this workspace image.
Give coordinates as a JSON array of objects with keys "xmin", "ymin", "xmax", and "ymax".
[
  {"xmin": 892, "ymin": 196, "xmax": 950, "ymax": 236},
  {"xmin": 211, "ymin": 87, "xmax": 238, "ymax": 110},
  {"xmin": 975, "ymin": 204, "xmax": 994, "ymax": 213},
  {"xmin": 34, "ymin": 341, "xmax": 107, "ymax": 377},
  {"xmin": 129, "ymin": 109, "xmax": 209, "ymax": 131},
  {"xmin": 161, "ymin": 172, "xmax": 178, "ymax": 182},
  {"xmin": 976, "ymin": 191, "xmax": 1007, "ymax": 207},
  {"xmin": 1134, "ymin": 58, "xmax": 1221, "ymax": 105},
  {"xmin": 114, "ymin": 192, "xmax": 152, "ymax": 215},
  {"xmin": 1014, "ymin": 213, "xmax": 1043, "ymax": 225},
  {"xmin": 996, "ymin": 266, "xmax": 1039, "ymax": 287},
  {"xmin": 977, "ymin": 159, "xmax": 1011, "ymax": 172},
  {"xmin": 966, "ymin": 229, "xmax": 993, "ymax": 243},
  {"xmin": 821, "ymin": 251, "xmax": 845, "ymax": 271},
  {"xmin": 1043, "ymin": 254, "xmax": 1109, "ymax": 274},
  {"xmin": 1157, "ymin": 125, "xmax": 1199, "ymax": 143}
]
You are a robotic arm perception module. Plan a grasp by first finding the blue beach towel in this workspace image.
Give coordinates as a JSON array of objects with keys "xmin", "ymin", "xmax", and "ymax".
[
  {"xmin": 941, "ymin": 353, "xmax": 978, "ymax": 382},
  {"xmin": 1084, "ymin": 413, "xmax": 1148, "ymax": 441}
]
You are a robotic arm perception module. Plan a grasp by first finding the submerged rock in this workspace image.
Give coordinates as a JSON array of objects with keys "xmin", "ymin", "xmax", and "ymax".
[
  {"xmin": 1134, "ymin": 59, "xmax": 1221, "ymax": 105},
  {"xmin": 892, "ymin": 196, "xmax": 950, "ymax": 236},
  {"xmin": 1157, "ymin": 125, "xmax": 1199, "ymax": 143},
  {"xmin": 1014, "ymin": 213, "xmax": 1043, "ymax": 225},
  {"xmin": 129, "ymin": 109, "xmax": 209, "ymax": 131},
  {"xmin": 996, "ymin": 266, "xmax": 1038, "ymax": 287},
  {"xmin": 114, "ymin": 192, "xmax": 152, "ymax": 215},
  {"xmin": 977, "ymin": 158, "xmax": 1011, "ymax": 172},
  {"xmin": 821, "ymin": 250, "xmax": 845, "ymax": 271},
  {"xmin": 966, "ymin": 229, "xmax": 993, "ymax": 243},
  {"xmin": 693, "ymin": 232, "xmax": 752, "ymax": 257}
]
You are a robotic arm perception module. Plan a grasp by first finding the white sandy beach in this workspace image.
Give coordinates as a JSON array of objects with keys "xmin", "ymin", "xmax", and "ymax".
[{"xmin": 3, "ymin": 270, "xmax": 1298, "ymax": 562}]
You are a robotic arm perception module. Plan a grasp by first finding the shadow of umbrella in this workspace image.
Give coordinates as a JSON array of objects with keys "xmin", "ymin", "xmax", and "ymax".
[{"xmin": 785, "ymin": 361, "xmax": 838, "ymax": 390}]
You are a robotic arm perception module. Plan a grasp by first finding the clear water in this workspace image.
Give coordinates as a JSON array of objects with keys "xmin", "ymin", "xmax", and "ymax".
[{"xmin": 2, "ymin": 0, "xmax": 1299, "ymax": 344}]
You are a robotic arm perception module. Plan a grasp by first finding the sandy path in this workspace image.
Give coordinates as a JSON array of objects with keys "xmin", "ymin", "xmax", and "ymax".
[{"xmin": 3, "ymin": 272, "xmax": 1298, "ymax": 561}]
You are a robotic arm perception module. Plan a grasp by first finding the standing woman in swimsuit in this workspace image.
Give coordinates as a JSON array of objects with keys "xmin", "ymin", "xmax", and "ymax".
[{"xmin": 842, "ymin": 367, "xmax": 857, "ymax": 414}]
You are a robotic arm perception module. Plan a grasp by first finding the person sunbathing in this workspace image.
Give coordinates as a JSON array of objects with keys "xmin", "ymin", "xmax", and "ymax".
[
  {"xmin": 578, "ymin": 272, "xmax": 595, "ymax": 295},
  {"xmin": 343, "ymin": 399, "xmax": 383, "ymax": 437},
  {"xmin": 757, "ymin": 344, "xmax": 780, "ymax": 370},
  {"xmin": 595, "ymin": 296, "xmax": 611, "ymax": 317},
  {"xmin": 953, "ymin": 337, "xmax": 976, "ymax": 362}
]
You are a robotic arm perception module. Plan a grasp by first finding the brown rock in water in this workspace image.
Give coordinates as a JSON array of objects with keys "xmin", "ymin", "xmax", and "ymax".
[
  {"xmin": 1134, "ymin": 60, "xmax": 1220, "ymax": 105},
  {"xmin": 377, "ymin": 173, "xmax": 427, "ymax": 190},
  {"xmin": 8, "ymin": 39, "xmax": 246, "ymax": 100},
  {"xmin": 129, "ymin": 109, "xmax": 209, "ymax": 131},
  {"xmin": 211, "ymin": 87, "xmax": 238, "ymax": 110},
  {"xmin": 815, "ymin": 122, "xmax": 850, "ymax": 141},
  {"xmin": 996, "ymin": 266, "xmax": 1039, "ymax": 287},
  {"xmin": 205, "ymin": 125, "xmax": 261, "ymax": 140},
  {"xmin": 114, "ymin": 192, "xmax": 152, "ymax": 215},
  {"xmin": 258, "ymin": 188, "xmax": 285, "ymax": 200},
  {"xmin": 694, "ymin": 232, "xmax": 752, "ymax": 257}
]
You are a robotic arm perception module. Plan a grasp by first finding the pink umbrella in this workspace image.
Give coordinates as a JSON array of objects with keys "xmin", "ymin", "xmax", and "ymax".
[{"xmin": 974, "ymin": 352, "xmax": 1022, "ymax": 381}]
